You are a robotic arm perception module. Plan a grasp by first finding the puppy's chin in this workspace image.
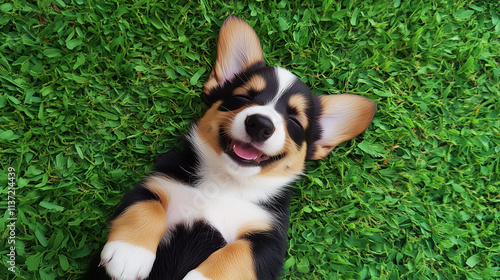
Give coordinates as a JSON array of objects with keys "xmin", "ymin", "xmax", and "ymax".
[{"xmin": 221, "ymin": 153, "xmax": 262, "ymax": 177}]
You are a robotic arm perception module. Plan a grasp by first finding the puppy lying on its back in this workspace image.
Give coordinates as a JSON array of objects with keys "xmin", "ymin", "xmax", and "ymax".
[{"xmin": 88, "ymin": 15, "xmax": 376, "ymax": 280}]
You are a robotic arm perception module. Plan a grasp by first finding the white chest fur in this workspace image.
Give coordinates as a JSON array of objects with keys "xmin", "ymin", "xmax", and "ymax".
[{"xmin": 150, "ymin": 176, "xmax": 273, "ymax": 243}]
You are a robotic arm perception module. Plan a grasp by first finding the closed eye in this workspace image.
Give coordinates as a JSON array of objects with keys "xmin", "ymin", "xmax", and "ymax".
[
  {"xmin": 286, "ymin": 106, "xmax": 303, "ymax": 129},
  {"xmin": 234, "ymin": 95, "xmax": 252, "ymax": 101},
  {"xmin": 219, "ymin": 95, "xmax": 253, "ymax": 112},
  {"xmin": 288, "ymin": 116, "xmax": 303, "ymax": 129}
]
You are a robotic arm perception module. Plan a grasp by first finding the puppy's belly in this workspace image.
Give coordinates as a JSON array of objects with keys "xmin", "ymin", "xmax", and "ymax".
[{"xmin": 151, "ymin": 176, "xmax": 273, "ymax": 244}]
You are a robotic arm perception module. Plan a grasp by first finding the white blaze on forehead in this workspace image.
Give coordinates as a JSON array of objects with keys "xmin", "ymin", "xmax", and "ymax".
[{"xmin": 271, "ymin": 67, "xmax": 297, "ymax": 105}]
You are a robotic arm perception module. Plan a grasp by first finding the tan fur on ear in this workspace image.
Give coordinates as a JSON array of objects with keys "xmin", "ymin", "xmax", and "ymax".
[
  {"xmin": 309, "ymin": 94, "xmax": 376, "ymax": 160},
  {"xmin": 204, "ymin": 16, "xmax": 265, "ymax": 95}
]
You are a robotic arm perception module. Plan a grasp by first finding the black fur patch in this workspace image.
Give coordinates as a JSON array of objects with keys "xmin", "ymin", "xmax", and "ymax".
[
  {"xmin": 148, "ymin": 222, "xmax": 227, "ymax": 280},
  {"xmin": 244, "ymin": 192, "xmax": 291, "ymax": 280},
  {"xmin": 153, "ymin": 136, "xmax": 200, "ymax": 185}
]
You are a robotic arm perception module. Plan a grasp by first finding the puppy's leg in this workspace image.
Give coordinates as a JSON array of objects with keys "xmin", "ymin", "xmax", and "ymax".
[
  {"xmin": 100, "ymin": 176, "xmax": 169, "ymax": 280},
  {"xmin": 183, "ymin": 240, "xmax": 256, "ymax": 280},
  {"xmin": 183, "ymin": 229, "xmax": 286, "ymax": 280}
]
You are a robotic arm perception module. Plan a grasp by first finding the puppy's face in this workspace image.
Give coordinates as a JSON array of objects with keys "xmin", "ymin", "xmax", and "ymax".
[
  {"xmin": 196, "ymin": 16, "xmax": 376, "ymax": 179},
  {"xmin": 199, "ymin": 66, "xmax": 319, "ymax": 177}
]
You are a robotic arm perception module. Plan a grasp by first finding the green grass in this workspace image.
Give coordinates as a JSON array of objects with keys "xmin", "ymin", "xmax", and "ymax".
[{"xmin": 1, "ymin": 0, "xmax": 499, "ymax": 279}]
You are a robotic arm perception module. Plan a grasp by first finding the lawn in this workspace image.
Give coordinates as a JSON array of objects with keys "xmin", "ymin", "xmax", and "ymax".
[{"xmin": 1, "ymin": 0, "xmax": 499, "ymax": 279}]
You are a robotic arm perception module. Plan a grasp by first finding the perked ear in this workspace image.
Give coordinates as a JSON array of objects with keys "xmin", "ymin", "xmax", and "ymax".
[
  {"xmin": 308, "ymin": 94, "xmax": 376, "ymax": 160},
  {"xmin": 204, "ymin": 15, "xmax": 265, "ymax": 94}
]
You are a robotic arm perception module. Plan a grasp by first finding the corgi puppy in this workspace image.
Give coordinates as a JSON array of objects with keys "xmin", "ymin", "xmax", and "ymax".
[{"xmin": 88, "ymin": 15, "xmax": 376, "ymax": 280}]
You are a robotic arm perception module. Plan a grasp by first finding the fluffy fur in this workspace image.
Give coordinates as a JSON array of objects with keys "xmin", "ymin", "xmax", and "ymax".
[{"xmin": 85, "ymin": 15, "xmax": 376, "ymax": 280}]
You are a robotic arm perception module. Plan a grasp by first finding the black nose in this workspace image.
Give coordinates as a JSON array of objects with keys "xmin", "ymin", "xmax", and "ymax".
[{"xmin": 245, "ymin": 114, "xmax": 275, "ymax": 142}]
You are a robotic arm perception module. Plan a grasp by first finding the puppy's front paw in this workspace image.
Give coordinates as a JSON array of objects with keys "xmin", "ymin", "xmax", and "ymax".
[
  {"xmin": 183, "ymin": 270, "xmax": 212, "ymax": 280},
  {"xmin": 100, "ymin": 241, "xmax": 156, "ymax": 280}
]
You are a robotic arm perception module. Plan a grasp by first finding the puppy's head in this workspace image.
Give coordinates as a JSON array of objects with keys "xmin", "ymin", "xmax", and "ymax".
[{"xmin": 196, "ymin": 16, "xmax": 376, "ymax": 179}]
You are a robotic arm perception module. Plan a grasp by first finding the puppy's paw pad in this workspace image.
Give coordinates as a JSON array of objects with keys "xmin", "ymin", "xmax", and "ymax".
[
  {"xmin": 101, "ymin": 241, "xmax": 156, "ymax": 280},
  {"xmin": 183, "ymin": 270, "xmax": 212, "ymax": 280}
]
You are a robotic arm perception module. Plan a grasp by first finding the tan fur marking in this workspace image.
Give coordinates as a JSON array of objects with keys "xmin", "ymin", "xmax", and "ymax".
[
  {"xmin": 260, "ymin": 137, "xmax": 307, "ymax": 178},
  {"xmin": 204, "ymin": 71, "xmax": 219, "ymax": 95},
  {"xmin": 198, "ymin": 102, "xmax": 252, "ymax": 155},
  {"xmin": 197, "ymin": 101, "xmax": 225, "ymax": 154},
  {"xmin": 143, "ymin": 175, "xmax": 170, "ymax": 209},
  {"xmin": 237, "ymin": 221, "xmax": 273, "ymax": 239},
  {"xmin": 233, "ymin": 75, "xmax": 266, "ymax": 96},
  {"xmin": 288, "ymin": 94, "xmax": 309, "ymax": 128},
  {"xmin": 107, "ymin": 200, "xmax": 168, "ymax": 253},
  {"xmin": 196, "ymin": 240, "xmax": 257, "ymax": 280}
]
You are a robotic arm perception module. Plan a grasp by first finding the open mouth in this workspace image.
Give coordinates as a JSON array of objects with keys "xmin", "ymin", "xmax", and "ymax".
[{"xmin": 220, "ymin": 130, "xmax": 284, "ymax": 167}]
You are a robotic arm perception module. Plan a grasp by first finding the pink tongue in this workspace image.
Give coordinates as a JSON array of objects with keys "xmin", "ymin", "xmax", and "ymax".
[{"xmin": 233, "ymin": 142, "xmax": 262, "ymax": 160}]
